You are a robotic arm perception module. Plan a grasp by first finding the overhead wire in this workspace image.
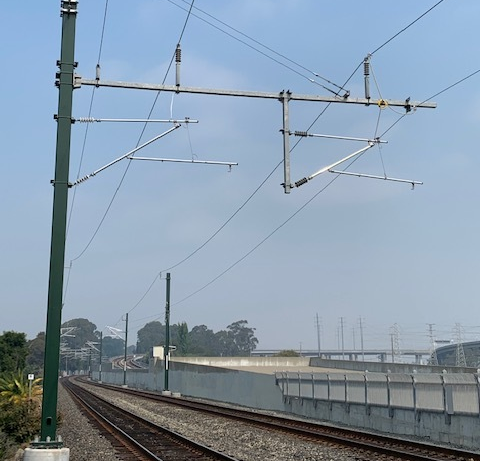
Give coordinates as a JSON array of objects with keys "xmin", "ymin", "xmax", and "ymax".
[
  {"xmin": 173, "ymin": 153, "xmax": 367, "ymax": 306},
  {"xmin": 101, "ymin": 0, "xmax": 454, "ymax": 316},
  {"xmin": 163, "ymin": 0, "xmax": 346, "ymax": 95},
  {"xmin": 379, "ymin": 67, "xmax": 480, "ymax": 139},
  {"xmin": 67, "ymin": 0, "xmax": 110, "ymax": 239},
  {"xmin": 63, "ymin": 0, "xmax": 110, "ymax": 302},
  {"xmin": 64, "ymin": 0, "xmax": 196, "ymax": 317},
  {"xmin": 69, "ymin": 0, "xmax": 196, "ymax": 263},
  {"xmin": 370, "ymin": 0, "xmax": 446, "ymax": 56},
  {"xmin": 160, "ymin": 1, "xmax": 475, "ymax": 308}
]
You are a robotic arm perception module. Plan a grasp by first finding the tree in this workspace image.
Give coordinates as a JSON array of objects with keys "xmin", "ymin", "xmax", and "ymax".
[
  {"xmin": 176, "ymin": 322, "xmax": 189, "ymax": 356},
  {"xmin": 274, "ymin": 349, "xmax": 300, "ymax": 357},
  {"xmin": 225, "ymin": 320, "xmax": 258, "ymax": 356},
  {"xmin": 215, "ymin": 329, "xmax": 236, "ymax": 356},
  {"xmin": 0, "ymin": 332, "xmax": 28, "ymax": 374},
  {"xmin": 61, "ymin": 318, "xmax": 100, "ymax": 350},
  {"xmin": 102, "ymin": 336, "xmax": 124, "ymax": 358},
  {"xmin": 60, "ymin": 319, "xmax": 100, "ymax": 373},
  {"xmin": 189, "ymin": 325, "xmax": 219, "ymax": 356},
  {"xmin": 136, "ymin": 321, "xmax": 164, "ymax": 354},
  {"xmin": 0, "ymin": 371, "xmax": 42, "ymax": 443},
  {"xmin": 26, "ymin": 332, "xmax": 45, "ymax": 375}
]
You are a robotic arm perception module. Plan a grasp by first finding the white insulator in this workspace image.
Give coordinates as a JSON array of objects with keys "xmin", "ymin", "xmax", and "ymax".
[{"xmin": 78, "ymin": 117, "xmax": 96, "ymax": 123}]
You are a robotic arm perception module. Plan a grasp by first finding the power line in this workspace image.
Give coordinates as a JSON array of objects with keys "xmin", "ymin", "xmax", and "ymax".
[
  {"xmin": 64, "ymin": 0, "xmax": 196, "ymax": 315},
  {"xmin": 379, "ymin": 67, "xmax": 480, "ymax": 138},
  {"xmin": 161, "ymin": 66, "xmax": 480, "ymax": 308},
  {"xmin": 370, "ymin": 0, "xmax": 446, "ymax": 56},
  {"xmin": 173, "ymin": 155, "xmax": 367, "ymax": 306},
  {"xmin": 86, "ymin": 1, "xmax": 451, "ymax": 314},
  {"xmin": 123, "ymin": 49, "xmax": 367, "ymax": 314},
  {"xmin": 164, "ymin": 0, "xmax": 346, "ymax": 95},
  {"xmin": 68, "ymin": 0, "xmax": 196, "ymax": 263},
  {"xmin": 66, "ymin": 0, "xmax": 110, "ymax": 239},
  {"xmin": 64, "ymin": 0, "xmax": 110, "ymax": 303},
  {"xmin": 340, "ymin": 0, "xmax": 447, "ymax": 110}
]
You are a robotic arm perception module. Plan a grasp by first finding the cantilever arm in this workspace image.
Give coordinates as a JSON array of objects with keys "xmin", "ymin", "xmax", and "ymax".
[
  {"xmin": 295, "ymin": 142, "xmax": 375, "ymax": 187},
  {"xmin": 71, "ymin": 124, "xmax": 180, "ymax": 186}
]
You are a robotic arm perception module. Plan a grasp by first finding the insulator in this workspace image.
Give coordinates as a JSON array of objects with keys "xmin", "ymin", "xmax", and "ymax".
[
  {"xmin": 294, "ymin": 131, "xmax": 308, "ymax": 137},
  {"xmin": 78, "ymin": 117, "xmax": 96, "ymax": 123},
  {"xmin": 295, "ymin": 177, "xmax": 308, "ymax": 187},
  {"xmin": 363, "ymin": 59, "xmax": 370, "ymax": 76},
  {"xmin": 175, "ymin": 44, "xmax": 181, "ymax": 63},
  {"xmin": 95, "ymin": 64, "xmax": 101, "ymax": 80}
]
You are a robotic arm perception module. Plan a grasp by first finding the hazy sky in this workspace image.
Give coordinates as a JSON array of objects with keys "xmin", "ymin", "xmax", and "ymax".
[{"xmin": 2, "ymin": 1, "xmax": 480, "ymax": 353}]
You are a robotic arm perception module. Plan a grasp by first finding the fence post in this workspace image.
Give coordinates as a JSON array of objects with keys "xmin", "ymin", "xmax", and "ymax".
[
  {"xmin": 364, "ymin": 372, "xmax": 370, "ymax": 415},
  {"xmin": 327, "ymin": 374, "xmax": 330, "ymax": 400},
  {"xmin": 344, "ymin": 374, "xmax": 350, "ymax": 413},
  {"xmin": 440, "ymin": 373, "xmax": 452, "ymax": 425},
  {"xmin": 412, "ymin": 375, "xmax": 419, "ymax": 422},
  {"xmin": 476, "ymin": 373, "xmax": 480, "ymax": 419},
  {"xmin": 387, "ymin": 373, "xmax": 394, "ymax": 418}
]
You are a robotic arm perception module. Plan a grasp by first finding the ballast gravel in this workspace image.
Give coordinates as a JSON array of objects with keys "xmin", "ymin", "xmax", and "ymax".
[{"xmin": 55, "ymin": 380, "xmax": 367, "ymax": 461}]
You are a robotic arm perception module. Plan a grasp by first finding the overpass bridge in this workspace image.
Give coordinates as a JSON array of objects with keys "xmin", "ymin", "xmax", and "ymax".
[{"xmin": 251, "ymin": 349, "xmax": 432, "ymax": 363}]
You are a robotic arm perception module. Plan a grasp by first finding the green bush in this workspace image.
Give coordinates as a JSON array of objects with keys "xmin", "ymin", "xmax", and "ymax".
[
  {"xmin": 0, "ymin": 371, "xmax": 42, "ymax": 450},
  {"xmin": 0, "ymin": 401, "xmax": 41, "ymax": 444}
]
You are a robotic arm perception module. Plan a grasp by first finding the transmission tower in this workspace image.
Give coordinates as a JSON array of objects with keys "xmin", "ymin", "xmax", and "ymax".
[
  {"xmin": 315, "ymin": 313, "xmax": 322, "ymax": 357},
  {"xmin": 454, "ymin": 323, "xmax": 467, "ymax": 367},
  {"xmin": 358, "ymin": 317, "xmax": 365, "ymax": 362},
  {"xmin": 390, "ymin": 323, "xmax": 401, "ymax": 363},
  {"xmin": 427, "ymin": 323, "xmax": 438, "ymax": 365}
]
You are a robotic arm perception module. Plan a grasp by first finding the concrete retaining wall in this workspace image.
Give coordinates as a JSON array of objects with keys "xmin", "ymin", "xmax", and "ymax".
[
  {"xmin": 93, "ymin": 358, "xmax": 480, "ymax": 449},
  {"xmin": 95, "ymin": 360, "xmax": 284, "ymax": 411},
  {"xmin": 285, "ymin": 398, "xmax": 480, "ymax": 448},
  {"xmin": 310, "ymin": 357, "xmax": 477, "ymax": 374}
]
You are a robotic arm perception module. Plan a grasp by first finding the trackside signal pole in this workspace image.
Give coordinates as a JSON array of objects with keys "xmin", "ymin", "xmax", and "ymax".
[
  {"xmin": 123, "ymin": 313, "xmax": 129, "ymax": 386},
  {"xmin": 39, "ymin": 0, "xmax": 77, "ymax": 446},
  {"xmin": 164, "ymin": 273, "xmax": 171, "ymax": 391}
]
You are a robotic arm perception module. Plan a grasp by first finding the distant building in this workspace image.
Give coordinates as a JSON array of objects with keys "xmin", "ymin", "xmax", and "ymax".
[{"xmin": 434, "ymin": 341, "xmax": 480, "ymax": 367}]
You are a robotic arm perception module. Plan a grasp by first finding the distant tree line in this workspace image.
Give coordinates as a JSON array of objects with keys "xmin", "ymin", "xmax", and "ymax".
[
  {"xmin": 3, "ymin": 318, "xmax": 258, "ymax": 378},
  {"xmin": 136, "ymin": 319, "xmax": 258, "ymax": 357},
  {"xmin": 0, "ymin": 318, "xmax": 258, "ymax": 456}
]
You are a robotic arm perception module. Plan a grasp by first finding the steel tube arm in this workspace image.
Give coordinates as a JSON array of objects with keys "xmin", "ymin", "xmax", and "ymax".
[{"xmin": 71, "ymin": 124, "xmax": 180, "ymax": 186}]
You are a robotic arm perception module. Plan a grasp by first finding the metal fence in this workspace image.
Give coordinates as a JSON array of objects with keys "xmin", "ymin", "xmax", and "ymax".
[{"xmin": 275, "ymin": 372, "xmax": 480, "ymax": 415}]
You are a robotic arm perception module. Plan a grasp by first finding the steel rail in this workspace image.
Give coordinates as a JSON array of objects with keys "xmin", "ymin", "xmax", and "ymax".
[
  {"xmin": 63, "ymin": 378, "xmax": 239, "ymax": 461},
  {"xmin": 77, "ymin": 377, "xmax": 480, "ymax": 461}
]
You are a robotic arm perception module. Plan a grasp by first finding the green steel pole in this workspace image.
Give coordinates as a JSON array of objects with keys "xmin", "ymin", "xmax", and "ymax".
[
  {"xmin": 99, "ymin": 332, "xmax": 103, "ymax": 382},
  {"xmin": 123, "ymin": 313, "xmax": 128, "ymax": 386},
  {"xmin": 164, "ymin": 273, "xmax": 171, "ymax": 391},
  {"xmin": 40, "ymin": 0, "xmax": 77, "ymax": 444}
]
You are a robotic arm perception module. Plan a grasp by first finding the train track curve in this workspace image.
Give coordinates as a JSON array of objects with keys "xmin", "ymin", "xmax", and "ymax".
[
  {"xmin": 62, "ymin": 378, "xmax": 238, "ymax": 461},
  {"xmin": 66, "ymin": 377, "xmax": 480, "ymax": 461}
]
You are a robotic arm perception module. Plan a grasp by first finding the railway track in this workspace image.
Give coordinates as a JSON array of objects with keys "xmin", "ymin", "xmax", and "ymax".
[
  {"xmin": 62, "ymin": 378, "xmax": 238, "ymax": 461},
  {"xmin": 67, "ymin": 377, "xmax": 480, "ymax": 461}
]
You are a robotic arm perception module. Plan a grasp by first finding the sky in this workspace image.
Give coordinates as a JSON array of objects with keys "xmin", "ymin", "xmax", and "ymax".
[{"xmin": 2, "ymin": 0, "xmax": 480, "ymax": 355}]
